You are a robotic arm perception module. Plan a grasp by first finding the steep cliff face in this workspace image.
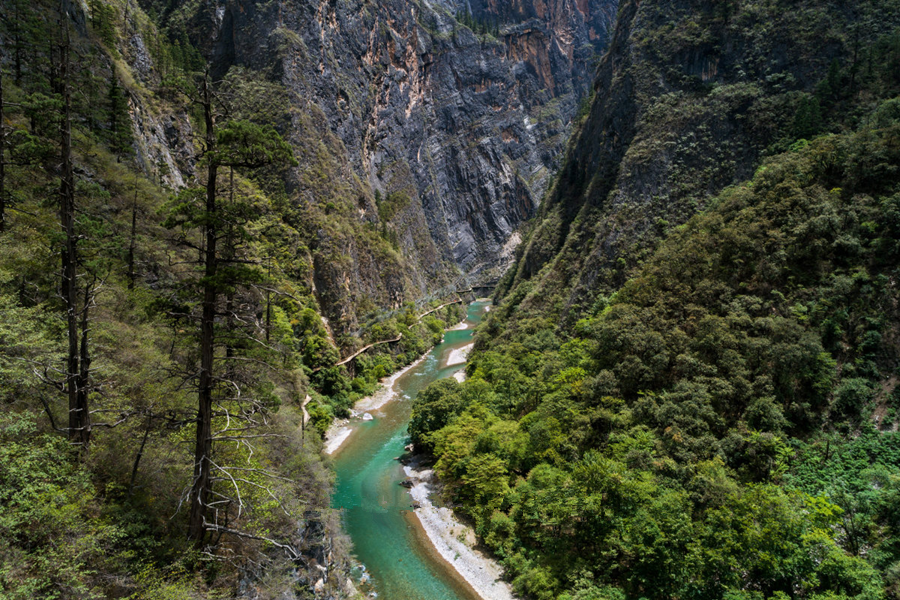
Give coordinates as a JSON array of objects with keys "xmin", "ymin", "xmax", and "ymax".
[
  {"xmin": 153, "ymin": 0, "xmax": 616, "ymax": 328},
  {"xmin": 420, "ymin": 0, "xmax": 900, "ymax": 593},
  {"xmin": 502, "ymin": 0, "xmax": 900, "ymax": 321}
]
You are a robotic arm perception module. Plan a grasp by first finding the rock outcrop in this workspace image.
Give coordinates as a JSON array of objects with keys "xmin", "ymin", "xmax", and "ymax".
[
  {"xmin": 501, "ymin": 0, "xmax": 900, "ymax": 321},
  {"xmin": 167, "ymin": 0, "xmax": 617, "ymax": 329}
]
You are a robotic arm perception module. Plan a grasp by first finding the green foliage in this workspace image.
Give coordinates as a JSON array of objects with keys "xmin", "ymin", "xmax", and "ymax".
[
  {"xmin": 89, "ymin": 0, "xmax": 118, "ymax": 50},
  {"xmin": 0, "ymin": 412, "xmax": 123, "ymax": 599},
  {"xmin": 409, "ymin": 378, "xmax": 466, "ymax": 452},
  {"xmin": 455, "ymin": 8, "xmax": 500, "ymax": 37},
  {"xmin": 211, "ymin": 120, "xmax": 297, "ymax": 169},
  {"xmin": 0, "ymin": 1, "xmax": 402, "ymax": 595},
  {"xmin": 376, "ymin": 189, "xmax": 410, "ymax": 222},
  {"xmin": 107, "ymin": 75, "xmax": 133, "ymax": 156},
  {"xmin": 793, "ymin": 94, "xmax": 823, "ymax": 139},
  {"xmin": 416, "ymin": 99, "xmax": 900, "ymax": 597}
]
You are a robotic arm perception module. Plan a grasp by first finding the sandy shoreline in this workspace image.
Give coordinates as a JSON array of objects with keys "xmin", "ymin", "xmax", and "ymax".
[
  {"xmin": 445, "ymin": 342, "xmax": 473, "ymax": 367},
  {"xmin": 405, "ymin": 462, "xmax": 515, "ymax": 600},
  {"xmin": 322, "ymin": 351, "xmax": 431, "ymax": 455},
  {"xmin": 322, "ymin": 426, "xmax": 353, "ymax": 455}
]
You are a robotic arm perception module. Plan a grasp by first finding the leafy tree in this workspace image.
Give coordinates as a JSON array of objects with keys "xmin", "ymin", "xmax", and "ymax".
[
  {"xmin": 409, "ymin": 378, "xmax": 466, "ymax": 452},
  {"xmin": 794, "ymin": 95, "xmax": 823, "ymax": 139}
]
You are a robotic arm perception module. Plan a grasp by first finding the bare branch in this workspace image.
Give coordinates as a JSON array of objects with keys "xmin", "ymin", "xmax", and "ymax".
[
  {"xmin": 211, "ymin": 434, "xmax": 287, "ymax": 441},
  {"xmin": 201, "ymin": 520, "xmax": 301, "ymax": 561}
]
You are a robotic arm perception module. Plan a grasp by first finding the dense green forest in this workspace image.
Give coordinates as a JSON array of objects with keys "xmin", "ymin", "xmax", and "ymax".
[
  {"xmin": 0, "ymin": 0, "xmax": 464, "ymax": 597},
  {"xmin": 410, "ymin": 1, "xmax": 900, "ymax": 599},
  {"xmin": 4, "ymin": 0, "xmax": 900, "ymax": 597}
]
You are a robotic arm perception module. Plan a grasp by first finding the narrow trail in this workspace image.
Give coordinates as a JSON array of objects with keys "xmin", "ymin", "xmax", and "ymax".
[
  {"xmin": 334, "ymin": 335, "xmax": 402, "ymax": 366},
  {"xmin": 306, "ymin": 297, "xmax": 465, "ymax": 430},
  {"xmin": 302, "ymin": 394, "xmax": 311, "ymax": 427},
  {"xmin": 310, "ymin": 335, "xmax": 403, "ymax": 373},
  {"xmin": 417, "ymin": 298, "xmax": 463, "ymax": 320},
  {"xmin": 313, "ymin": 295, "xmax": 463, "ymax": 373}
]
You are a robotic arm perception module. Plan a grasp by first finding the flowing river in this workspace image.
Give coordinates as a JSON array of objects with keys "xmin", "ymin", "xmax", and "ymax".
[{"xmin": 331, "ymin": 301, "xmax": 490, "ymax": 600}]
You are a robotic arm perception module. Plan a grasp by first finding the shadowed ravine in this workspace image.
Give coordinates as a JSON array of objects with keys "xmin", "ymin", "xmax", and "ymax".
[{"xmin": 331, "ymin": 302, "xmax": 490, "ymax": 600}]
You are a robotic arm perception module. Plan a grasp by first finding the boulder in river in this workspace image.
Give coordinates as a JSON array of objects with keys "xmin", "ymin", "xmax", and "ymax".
[{"xmin": 362, "ymin": 413, "xmax": 373, "ymax": 421}]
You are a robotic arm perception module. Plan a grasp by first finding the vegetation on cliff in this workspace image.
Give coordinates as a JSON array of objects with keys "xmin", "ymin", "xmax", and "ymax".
[
  {"xmin": 411, "ymin": 1, "xmax": 900, "ymax": 598},
  {"xmin": 0, "ymin": 0, "xmax": 463, "ymax": 597}
]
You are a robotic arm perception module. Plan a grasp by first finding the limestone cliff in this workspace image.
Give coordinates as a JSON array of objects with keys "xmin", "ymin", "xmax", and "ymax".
[
  {"xmin": 142, "ymin": 0, "xmax": 616, "ymax": 330},
  {"xmin": 501, "ymin": 0, "xmax": 900, "ymax": 321}
]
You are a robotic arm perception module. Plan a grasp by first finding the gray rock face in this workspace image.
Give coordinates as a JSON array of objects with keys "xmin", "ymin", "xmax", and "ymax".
[
  {"xmin": 503, "ymin": 0, "xmax": 900, "ymax": 323},
  {"xmin": 189, "ymin": 0, "xmax": 616, "ymax": 301}
]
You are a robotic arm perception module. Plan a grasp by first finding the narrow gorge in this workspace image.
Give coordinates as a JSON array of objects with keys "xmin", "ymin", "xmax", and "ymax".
[
  {"xmin": 145, "ymin": 0, "xmax": 617, "ymax": 330},
  {"xmin": 2, "ymin": 0, "xmax": 900, "ymax": 599}
]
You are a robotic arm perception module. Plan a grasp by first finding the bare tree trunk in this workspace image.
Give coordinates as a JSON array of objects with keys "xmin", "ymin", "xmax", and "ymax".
[
  {"xmin": 58, "ymin": 16, "xmax": 82, "ymax": 447},
  {"xmin": 127, "ymin": 190, "xmax": 137, "ymax": 289},
  {"xmin": 1, "ymin": 61, "xmax": 6, "ymax": 234},
  {"xmin": 188, "ymin": 75, "xmax": 218, "ymax": 544},
  {"xmin": 128, "ymin": 412, "xmax": 152, "ymax": 499},
  {"xmin": 225, "ymin": 293, "xmax": 234, "ymax": 372},
  {"xmin": 76, "ymin": 281, "xmax": 92, "ymax": 448}
]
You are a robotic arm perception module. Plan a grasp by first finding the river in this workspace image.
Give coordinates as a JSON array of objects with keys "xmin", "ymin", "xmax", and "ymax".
[{"xmin": 331, "ymin": 301, "xmax": 490, "ymax": 600}]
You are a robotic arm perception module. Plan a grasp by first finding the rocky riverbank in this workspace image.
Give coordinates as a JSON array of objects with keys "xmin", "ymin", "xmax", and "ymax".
[
  {"xmin": 323, "ymin": 351, "xmax": 432, "ymax": 455},
  {"xmin": 402, "ymin": 457, "xmax": 516, "ymax": 600}
]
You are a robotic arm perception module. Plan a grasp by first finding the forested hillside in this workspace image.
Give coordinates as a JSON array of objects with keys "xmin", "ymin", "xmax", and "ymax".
[
  {"xmin": 410, "ymin": 0, "xmax": 900, "ymax": 598},
  {"xmin": 0, "ymin": 0, "xmax": 467, "ymax": 597},
  {"xmin": 6, "ymin": 0, "xmax": 900, "ymax": 597}
]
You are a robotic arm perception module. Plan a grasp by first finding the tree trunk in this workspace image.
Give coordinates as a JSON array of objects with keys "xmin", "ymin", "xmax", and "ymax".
[
  {"xmin": 127, "ymin": 190, "xmax": 137, "ymax": 289},
  {"xmin": 128, "ymin": 412, "xmax": 152, "ymax": 499},
  {"xmin": 76, "ymin": 282, "xmax": 92, "ymax": 448},
  {"xmin": 224, "ymin": 167, "xmax": 234, "ymax": 375},
  {"xmin": 1, "ymin": 62, "xmax": 6, "ymax": 234},
  {"xmin": 13, "ymin": 1, "xmax": 22, "ymax": 86},
  {"xmin": 188, "ymin": 76, "xmax": 218, "ymax": 544},
  {"xmin": 58, "ymin": 19, "xmax": 82, "ymax": 447}
]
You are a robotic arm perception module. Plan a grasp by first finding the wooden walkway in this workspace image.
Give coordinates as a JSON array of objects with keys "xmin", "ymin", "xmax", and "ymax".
[
  {"xmin": 310, "ymin": 335, "xmax": 402, "ymax": 373},
  {"xmin": 417, "ymin": 298, "xmax": 462, "ymax": 320},
  {"xmin": 311, "ymin": 294, "xmax": 465, "ymax": 374}
]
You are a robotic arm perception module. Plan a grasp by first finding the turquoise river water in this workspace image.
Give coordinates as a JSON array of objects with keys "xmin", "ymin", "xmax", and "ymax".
[{"xmin": 331, "ymin": 301, "xmax": 490, "ymax": 600}]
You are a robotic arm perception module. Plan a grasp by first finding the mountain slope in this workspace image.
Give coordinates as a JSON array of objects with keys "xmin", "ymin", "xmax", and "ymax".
[
  {"xmin": 0, "ymin": 0, "xmax": 617, "ymax": 595},
  {"xmin": 503, "ymin": 0, "xmax": 900, "ymax": 321},
  {"xmin": 407, "ymin": 0, "xmax": 900, "ymax": 598},
  {"xmin": 143, "ymin": 0, "xmax": 618, "ymax": 330},
  {"xmin": 413, "ymin": 98, "xmax": 900, "ymax": 600}
]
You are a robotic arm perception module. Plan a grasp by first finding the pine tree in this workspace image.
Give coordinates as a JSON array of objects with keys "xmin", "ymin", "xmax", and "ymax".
[
  {"xmin": 56, "ymin": 7, "xmax": 91, "ymax": 449},
  {"xmin": 1, "ymin": 64, "xmax": 5, "ymax": 233},
  {"xmin": 793, "ymin": 95, "xmax": 823, "ymax": 139},
  {"xmin": 163, "ymin": 73, "xmax": 295, "ymax": 544},
  {"xmin": 108, "ymin": 75, "xmax": 133, "ymax": 157}
]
